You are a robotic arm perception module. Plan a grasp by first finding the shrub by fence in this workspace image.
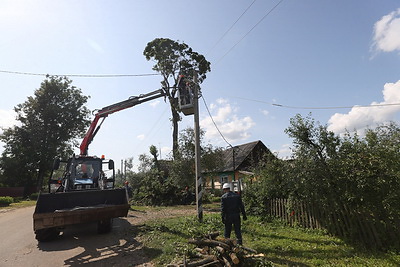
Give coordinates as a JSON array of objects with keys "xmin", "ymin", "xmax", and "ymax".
[
  {"xmin": 0, "ymin": 196, "xmax": 14, "ymax": 206},
  {"xmin": 267, "ymin": 198, "xmax": 400, "ymax": 250},
  {"xmin": 0, "ymin": 187, "xmax": 38, "ymax": 198}
]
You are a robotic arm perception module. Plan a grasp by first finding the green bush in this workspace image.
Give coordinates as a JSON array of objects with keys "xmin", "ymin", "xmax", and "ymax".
[
  {"xmin": 29, "ymin": 193, "xmax": 39, "ymax": 200},
  {"xmin": 131, "ymin": 170, "xmax": 183, "ymax": 206},
  {"xmin": 245, "ymin": 115, "xmax": 400, "ymax": 250},
  {"xmin": 0, "ymin": 196, "xmax": 14, "ymax": 206}
]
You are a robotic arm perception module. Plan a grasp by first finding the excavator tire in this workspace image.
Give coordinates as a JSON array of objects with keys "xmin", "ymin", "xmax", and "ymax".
[
  {"xmin": 35, "ymin": 227, "xmax": 60, "ymax": 242},
  {"xmin": 97, "ymin": 218, "xmax": 113, "ymax": 234}
]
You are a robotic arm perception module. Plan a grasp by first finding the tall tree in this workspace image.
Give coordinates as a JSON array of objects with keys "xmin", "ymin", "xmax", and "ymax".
[
  {"xmin": 170, "ymin": 127, "xmax": 224, "ymax": 189},
  {"xmin": 143, "ymin": 38, "xmax": 211, "ymax": 159},
  {"xmin": 0, "ymin": 76, "xmax": 90, "ymax": 190},
  {"xmin": 149, "ymin": 144, "xmax": 160, "ymax": 171}
]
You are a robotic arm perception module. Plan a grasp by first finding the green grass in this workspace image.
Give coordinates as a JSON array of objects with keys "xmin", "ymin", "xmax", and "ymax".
[
  {"xmin": 243, "ymin": 217, "xmax": 400, "ymax": 266},
  {"xmin": 130, "ymin": 205, "xmax": 166, "ymax": 212},
  {"xmin": 136, "ymin": 212, "xmax": 400, "ymax": 266},
  {"xmin": 0, "ymin": 199, "xmax": 36, "ymax": 210}
]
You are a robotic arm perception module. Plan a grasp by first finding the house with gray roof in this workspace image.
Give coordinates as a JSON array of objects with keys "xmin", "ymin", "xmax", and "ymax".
[{"xmin": 203, "ymin": 140, "xmax": 274, "ymax": 191}]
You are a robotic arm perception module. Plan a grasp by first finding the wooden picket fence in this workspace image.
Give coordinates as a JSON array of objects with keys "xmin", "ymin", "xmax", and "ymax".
[{"xmin": 267, "ymin": 198, "xmax": 400, "ymax": 250}]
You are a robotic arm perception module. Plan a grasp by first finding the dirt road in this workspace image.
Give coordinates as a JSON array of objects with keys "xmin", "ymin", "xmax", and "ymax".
[{"xmin": 0, "ymin": 205, "xmax": 196, "ymax": 267}]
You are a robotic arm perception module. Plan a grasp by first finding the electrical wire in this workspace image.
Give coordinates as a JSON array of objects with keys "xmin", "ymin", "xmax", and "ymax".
[
  {"xmin": 0, "ymin": 69, "xmax": 160, "ymax": 78},
  {"xmin": 201, "ymin": 94, "xmax": 247, "ymax": 160},
  {"xmin": 204, "ymin": 0, "xmax": 257, "ymax": 59},
  {"xmin": 215, "ymin": 0, "xmax": 285, "ymax": 65},
  {"xmin": 197, "ymin": 0, "xmax": 285, "ymax": 147},
  {"xmin": 131, "ymin": 105, "xmax": 170, "ymax": 155},
  {"xmin": 0, "ymin": 1, "xmax": 283, "ymax": 80},
  {"xmin": 0, "ymin": 1, "xmax": 285, "ymax": 149},
  {"xmin": 201, "ymin": 95, "xmax": 233, "ymax": 148},
  {"xmin": 232, "ymin": 96, "xmax": 400, "ymax": 110}
]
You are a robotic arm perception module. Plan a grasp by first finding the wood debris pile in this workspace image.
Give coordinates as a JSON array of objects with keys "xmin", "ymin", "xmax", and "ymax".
[{"xmin": 167, "ymin": 232, "xmax": 265, "ymax": 267}]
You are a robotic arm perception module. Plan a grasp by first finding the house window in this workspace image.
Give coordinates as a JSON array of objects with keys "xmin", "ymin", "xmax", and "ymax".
[{"xmin": 220, "ymin": 176, "xmax": 228, "ymax": 187}]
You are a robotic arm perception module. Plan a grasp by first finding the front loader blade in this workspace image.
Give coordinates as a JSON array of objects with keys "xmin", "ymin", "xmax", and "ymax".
[{"xmin": 33, "ymin": 188, "xmax": 129, "ymax": 231}]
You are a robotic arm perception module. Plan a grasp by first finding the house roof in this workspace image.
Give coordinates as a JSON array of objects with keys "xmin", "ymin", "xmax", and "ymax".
[{"xmin": 218, "ymin": 140, "xmax": 271, "ymax": 172}]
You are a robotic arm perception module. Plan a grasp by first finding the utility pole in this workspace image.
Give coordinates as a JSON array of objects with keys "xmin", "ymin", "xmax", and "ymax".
[
  {"xmin": 121, "ymin": 159, "xmax": 124, "ymax": 181},
  {"xmin": 124, "ymin": 159, "xmax": 127, "ymax": 181},
  {"xmin": 193, "ymin": 74, "xmax": 203, "ymax": 222},
  {"xmin": 232, "ymin": 146, "xmax": 236, "ymax": 182}
]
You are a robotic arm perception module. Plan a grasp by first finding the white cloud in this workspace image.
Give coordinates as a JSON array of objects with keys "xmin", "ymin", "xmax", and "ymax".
[
  {"xmin": 327, "ymin": 80, "xmax": 400, "ymax": 134},
  {"xmin": 216, "ymin": 98, "xmax": 228, "ymax": 105},
  {"xmin": 149, "ymin": 100, "xmax": 160, "ymax": 107},
  {"xmin": 137, "ymin": 134, "xmax": 145, "ymax": 140},
  {"xmin": 201, "ymin": 98, "xmax": 255, "ymax": 144},
  {"xmin": 272, "ymin": 143, "xmax": 292, "ymax": 159},
  {"xmin": 159, "ymin": 146, "xmax": 171, "ymax": 159},
  {"xmin": 372, "ymin": 8, "xmax": 400, "ymax": 53},
  {"xmin": 0, "ymin": 109, "xmax": 17, "ymax": 130},
  {"xmin": 261, "ymin": 109, "xmax": 269, "ymax": 117}
]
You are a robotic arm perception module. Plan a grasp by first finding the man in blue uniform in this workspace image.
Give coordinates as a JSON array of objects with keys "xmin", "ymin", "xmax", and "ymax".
[{"xmin": 221, "ymin": 183, "xmax": 247, "ymax": 245}]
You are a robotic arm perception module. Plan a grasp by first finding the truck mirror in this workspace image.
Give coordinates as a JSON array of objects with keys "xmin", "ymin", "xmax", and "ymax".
[
  {"xmin": 108, "ymin": 159, "xmax": 114, "ymax": 170},
  {"xmin": 53, "ymin": 158, "xmax": 60, "ymax": 170}
]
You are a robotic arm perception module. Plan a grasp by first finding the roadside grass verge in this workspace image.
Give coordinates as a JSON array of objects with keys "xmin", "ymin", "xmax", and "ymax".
[
  {"xmin": 0, "ymin": 199, "xmax": 36, "ymax": 210},
  {"xmin": 9, "ymin": 200, "xmax": 36, "ymax": 208},
  {"xmin": 130, "ymin": 205, "xmax": 167, "ymax": 212},
  {"xmin": 136, "ymin": 211, "xmax": 400, "ymax": 266}
]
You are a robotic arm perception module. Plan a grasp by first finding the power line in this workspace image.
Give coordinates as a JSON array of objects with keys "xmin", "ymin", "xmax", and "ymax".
[
  {"xmin": 1, "ymin": 1, "xmax": 283, "ymax": 79},
  {"xmin": 201, "ymin": 95, "xmax": 233, "ymax": 148},
  {"xmin": 204, "ymin": 0, "xmax": 257, "ymax": 59},
  {"xmin": 0, "ymin": 69, "xmax": 160, "ymax": 78},
  {"xmin": 215, "ymin": 0, "xmax": 285, "ymax": 64},
  {"xmin": 197, "ymin": 1, "xmax": 285, "ymax": 148},
  {"xmin": 0, "ymin": 1, "xmax": 283, "ymax": 79},
  {"xmin": 201, "ymin": 95, "xmax": 247, "ymax": 159},
  {"xmin": 232, "ymin": 96, "xmax": 400, "ymax": 110}
]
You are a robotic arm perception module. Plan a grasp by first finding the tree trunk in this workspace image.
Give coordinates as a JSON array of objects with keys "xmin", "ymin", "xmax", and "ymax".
[
  {"xmin": 171, "ymin": 106, "xmax": 180, "ymax": 160},
  {"xmin": 188, "ymin": 239, "xmax": 231, "ymax": 250},
  {"xmin": 36, "ymin": 168, "xmax": 45, "ymax": 192}
]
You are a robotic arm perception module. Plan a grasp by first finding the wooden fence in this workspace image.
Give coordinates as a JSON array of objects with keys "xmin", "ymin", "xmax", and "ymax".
[
  {"xmin": 0, "ymin": 187, "xmax": 38, "ymax": 197},
  {"xmin": 267, "ymin": 198, "xmax": 400, "ymax": 250}
]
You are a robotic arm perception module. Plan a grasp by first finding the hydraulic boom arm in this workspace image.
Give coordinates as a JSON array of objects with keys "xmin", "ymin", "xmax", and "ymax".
[{"xmin": 80, "ymin": 89, "xmax": 165, "ymax": 156}]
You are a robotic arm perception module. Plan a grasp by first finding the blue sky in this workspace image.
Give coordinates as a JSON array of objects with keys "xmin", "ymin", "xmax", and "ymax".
[{"xmin": 1, "ymin": 0, "xmax": 400, "ymax": 171}]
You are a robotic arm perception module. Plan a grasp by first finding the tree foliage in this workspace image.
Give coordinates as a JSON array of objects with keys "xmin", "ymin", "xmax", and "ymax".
[
  {"xmin": 243, "ymin": 114, "xmax": 400, "ymax": 249},
  {"xmin": 0, "ymin": 76, "xmax": 90, "ymax": 190},
  {"xmin": 143, "ymin": 38, "xmax": 211, "ymax": 158},
  {"xmin": 130, "ymin": 127, "xmax": 223, "ymax": 206}
]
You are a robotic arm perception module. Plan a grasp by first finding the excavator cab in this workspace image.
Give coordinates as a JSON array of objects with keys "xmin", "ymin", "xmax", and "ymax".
[
  {"xmin": 34, "ymin": 155, "xmax": 129, "ymax": 242},
  {"xmin": 49, "ymin": 156, "xmax": 115, "ymax": 193}
]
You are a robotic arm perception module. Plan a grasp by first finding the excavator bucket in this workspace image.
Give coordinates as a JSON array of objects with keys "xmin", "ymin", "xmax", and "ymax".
[{"xmin": 33, "ymin": 188, "xmax": 129, "ymax": 232}]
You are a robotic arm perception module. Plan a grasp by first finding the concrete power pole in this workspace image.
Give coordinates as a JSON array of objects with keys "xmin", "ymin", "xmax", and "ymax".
[{"xmin": 193, "ymin": 74, "xmax": 203, "ymax": 222}]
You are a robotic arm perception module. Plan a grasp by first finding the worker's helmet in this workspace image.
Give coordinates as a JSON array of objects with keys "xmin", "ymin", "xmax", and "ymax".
[{"xmin": 223, "ymin": 183, "xmax": 231, "ymax": 190}]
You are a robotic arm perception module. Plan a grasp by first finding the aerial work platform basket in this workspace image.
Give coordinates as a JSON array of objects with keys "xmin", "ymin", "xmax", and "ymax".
[{"xmin": 177, "ymin": 75, "xmax": 195, "ymax": 116}]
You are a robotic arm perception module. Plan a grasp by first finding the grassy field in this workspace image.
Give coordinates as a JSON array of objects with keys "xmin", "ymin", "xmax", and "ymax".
[{"xmin": 135, "ymin": 207, "xmax": 400, "ymax": 266}]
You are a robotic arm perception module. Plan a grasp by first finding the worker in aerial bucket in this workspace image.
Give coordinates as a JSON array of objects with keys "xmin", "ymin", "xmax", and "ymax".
[{"xmin": 221, "ymin": 182, "xmax": 247, "ymax": 245}]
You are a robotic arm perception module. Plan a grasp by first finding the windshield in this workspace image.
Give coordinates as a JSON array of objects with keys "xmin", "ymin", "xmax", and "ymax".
[{"xmin": 74, "ymin": 160, "xmax": 100, "ymax": 180}]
